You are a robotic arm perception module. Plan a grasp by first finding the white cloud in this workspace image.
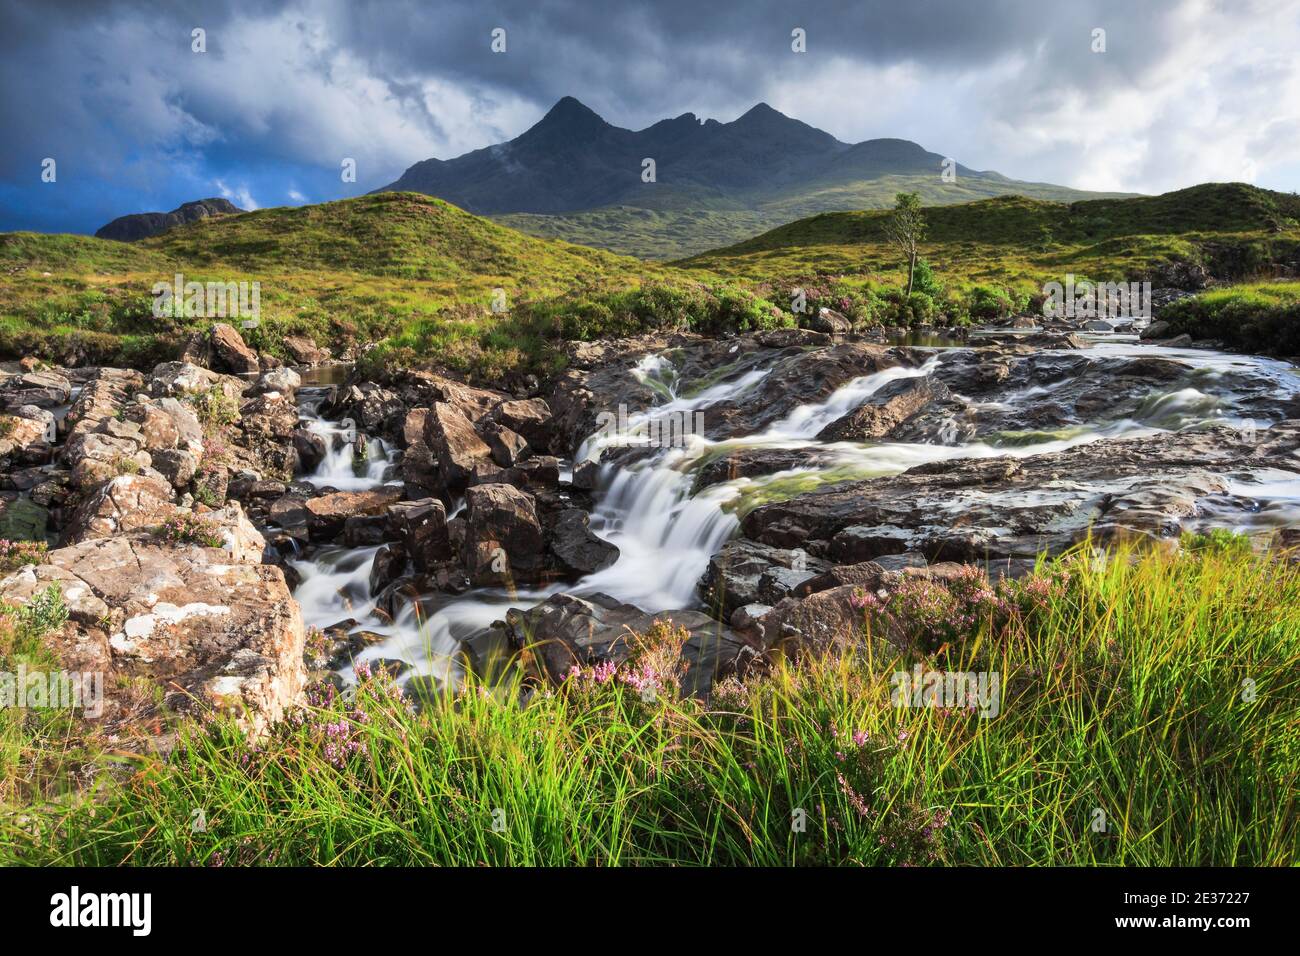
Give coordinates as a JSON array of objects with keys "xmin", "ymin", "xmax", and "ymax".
[{"xmin": 215, "ymin": 179, "xmax": 259, "ymax": 211}]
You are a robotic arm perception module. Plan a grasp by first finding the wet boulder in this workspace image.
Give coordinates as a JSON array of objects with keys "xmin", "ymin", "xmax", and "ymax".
[
  {"xmin": 369, "ymin": 543, "xmax": 408, "ymax": 596},
  {"xmin": 549, "ymin": 508, "xmax": 619, "ymax": 577},
  {"xmin": 292, "ymin": 428, "xmax": 328, "ymax": 472},
  {"xmin": 304, "ymin": 485, "xmax": 405, "ymax": 541},
  {"xmin": 386, "ymin": 498, "xmax": 451, "ymax": 571},
  {"xmin": 425, "ymin": 401, "xmax": 493, "ymax": 491},
  {"xmin": 461, "ymin": 483, "xmax": 545, "ymax": 586},
  {"xmin": 816, "ymin": 375, "xmax": 946, "ymax": 442}
]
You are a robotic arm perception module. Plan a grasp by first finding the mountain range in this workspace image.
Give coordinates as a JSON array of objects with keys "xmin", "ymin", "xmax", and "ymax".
[{"xmin": 377, "ymin": 97, "xmax": 1132, "ymax": 258}]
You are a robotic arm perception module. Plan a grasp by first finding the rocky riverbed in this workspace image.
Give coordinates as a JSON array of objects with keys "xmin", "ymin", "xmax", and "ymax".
[{"xmin": 3, "ymin": 317, "xmax": 1299, "ymax": 746}]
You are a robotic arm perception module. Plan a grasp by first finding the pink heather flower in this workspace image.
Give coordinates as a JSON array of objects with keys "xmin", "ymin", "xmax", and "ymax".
[{"xmin": 852, "ymin": 730, "xmax": 869, "ymax": 747}]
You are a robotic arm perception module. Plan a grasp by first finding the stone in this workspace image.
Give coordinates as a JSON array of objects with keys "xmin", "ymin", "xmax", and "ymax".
[
  {"xmin": 292, "ymin": 429, "xmax": 328, "ymax": 473},
  {"xmin": 386, "ymin": 498, "xmax": 451, "ymax": 571},
  {"xmin": 283, "ymin": 335, "xmax": 330, "ymax": 366},
  {"xmin": 461, "ymin": 483, "xmax": 545, "ymax": 585},
  {"xmin": 304, "ymin": 485, "xmax": 405, "ymax": 540},
  {"xmin": 816, "ymin": 376, "xmax": 946, "ymax": 442},
  {"xmin": 151, "ymin": 448, "xmax": 198, "ymax": 487},
  {"xmin": 1, "ymin": 533, "xmax": 302, "ymax": 739},
  {"xmin": 805, "ymin": 307, "xmax": 853, "ymax": 336},
  {"xmin": 248, "ymin": 367, "xmax": 301, "ymax": 397},
  {"xmin": 62, "ymin": 474, "xmax": 176, "ymax": 545},
  {"xmin": 479, "ymin": 420, "xmax": 530, "ymax": 467},
  {"xmin": 425, "ymin": 402, "xmax": 493, "ymax": 491},
  {"xmin": 549, "ymin": 508, "xmax": 619, "ymax": 577},
  {"xmin": 210, "ymin": 323, "xmax": 261, "ymax": 375},
  {"xmin": 490, "ymin": 398, "xmax": 554, "ymax": 453},
  {"xmin": 369, "ymin": 544, "xmax": 407, "ymax": 597}
]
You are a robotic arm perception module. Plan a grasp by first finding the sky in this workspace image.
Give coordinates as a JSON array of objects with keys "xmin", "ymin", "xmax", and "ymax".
[{"xmin": 2, "ymin": 0, "xmax": 1299, "ymax": 234}]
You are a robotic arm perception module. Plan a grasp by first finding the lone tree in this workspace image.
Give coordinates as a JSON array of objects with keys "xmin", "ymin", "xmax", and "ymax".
[{"xmin": 887, "ymin": 192, "xmax": 927, "ymax": 296}]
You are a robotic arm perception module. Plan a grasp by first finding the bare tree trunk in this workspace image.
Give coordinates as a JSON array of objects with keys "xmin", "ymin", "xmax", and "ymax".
[{"xmin": 906, "ymin": 247, "xmax": 916, "ymax": 296}]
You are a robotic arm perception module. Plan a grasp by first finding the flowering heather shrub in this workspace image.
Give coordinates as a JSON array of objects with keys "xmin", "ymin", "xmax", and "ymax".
[
  {"xmin": 563, "ymin": 618, "xmax": 691, "ymax": 702},
  {"xmin": 0, "ymin": 538, "xmax": 47, "ymax": 572},
  {"xmin": 304, "ymin": 626, "xmax": 329, "ymax": 669},
  {"xmin": 155, "ymin": 512, "xmax": 224, "ymax": 548},
  {"xmin": 852, "ymin": 564, "xmax": 1072, "ymax": 650}
]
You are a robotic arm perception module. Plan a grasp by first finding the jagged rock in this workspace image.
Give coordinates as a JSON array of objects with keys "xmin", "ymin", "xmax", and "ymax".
[
  {"xmin": 462, "ymin": 483, "xmax": 545, "ymax": 585},
  {"xmin": 238, "ymin": 392, "xmax": 299, "ymax": 439},
  {"xmin": 343, "ymin": 515, "xmax": 389, "ymax": 547},
  {"xmin": 304, "ymin": 485, "xmax": 405, "ymax": 541},
  {"xmin": 149, "ymin": 362, "xmax": 245, "ymax": 404},
  {"xmin": 0, "ymin": 523, "xmax": 304, "ymax": 739},
  {"xmin": 151, "ymin": 448, "xmax": 198, "ymax": 487},
  {"xmin": 62, "ymin": 432, "xmax": 152, "ymax": 490},
  {"xmin": 268, "ymin": 495, "xmax": 310, "ymax": 538},
  {"xmin": 817, "ymin": 376, "xmax": 946, "ymax": 442},
  {"xmin": 469, "ymin": 456, "xmax": 561, "ymax": 491},
  {"xmin": 490, "ymin": 398, "xmax": 554, "ymax": 453},
  {"xmin": 64, "ymin": 369, "xmax": 145, "ymax": 441},
  {"xmin": 571, "ymin": 459, "xmax": 600, "ymax": 490},
  {"xmin": 2, "ymin": 369, "xmax": 72, "ymax": 409},
  {"xmin": 209, "ymin": 323, "xmax": 261, "ymax": 375},
  {"xmin": 0, "ymin": 414, "xmax": 49, "ymax": 458},
  {"xmin": 283, "ymin": 335, "xmax": 330, "ymax": 366},
  {"xmin": 699, "ymin": 538, "xmax": 828, "ymax": 620},
  {"xmin": 478, "ymin": 419, "xmax": 530, "ymax": 467},
  {"xmin": 292, "ymin": 429, "xmax": 327, "ymax": 472},
  {"xmin": 386, "ymin": 498, "xmax": 451, "ymax": 571},
  {"xmin": 425, "ymin": 402, "xmax": 492, "ymax": 491},
  {"xmin": 369, "ymin": 544, "xmax": 407, "ymax": 597},
  {"xmin": 549, "ymin": 508, "xmax": 618, "ymax": 576},
  {"xmin": 402, "ymin": 408, "xmax": 428, "ymax": 448},
  {"xmin": 501, "ymin": 592, "xmax": 748, "ymax": 698}
]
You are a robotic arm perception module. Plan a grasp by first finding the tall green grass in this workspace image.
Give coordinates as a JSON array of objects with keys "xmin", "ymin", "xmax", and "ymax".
[
  {"xmin": 3, "ymin": 541, "xmax": 1298, "ymax": 866},
  {"xmin": 1161, "ymin": 281, "xmax": 1300, "ymax": 355}
]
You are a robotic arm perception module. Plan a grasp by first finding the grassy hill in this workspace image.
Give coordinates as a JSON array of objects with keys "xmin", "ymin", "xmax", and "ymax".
[
  {"xmin": 679, "ymin": 183, "xmax": 1300, "ymax": 297},
  {"xmin": 5, "ymin": 183, "xmax": 1299, "ymax": 379},
  {"xmin": 498, "ymin": 174, "xmax": 1131, "ymax": 260},
  {"xmin": 0, "ymin": 192, "xmax": 665, "ymax": 375}
]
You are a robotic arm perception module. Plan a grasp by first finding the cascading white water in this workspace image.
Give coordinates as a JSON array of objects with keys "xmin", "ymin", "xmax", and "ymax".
[{"xmin": 284, "ymin": 340, "xmax": 1300, "ymax": 683}]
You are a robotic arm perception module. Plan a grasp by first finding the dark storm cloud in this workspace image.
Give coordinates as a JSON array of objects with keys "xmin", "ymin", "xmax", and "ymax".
[{"xmin": 1, "ymin": 0, "xmax": 1296, "ymax": 233}]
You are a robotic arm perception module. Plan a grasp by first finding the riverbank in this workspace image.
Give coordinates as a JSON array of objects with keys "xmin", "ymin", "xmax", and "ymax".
[{"xmin": 4, "ymin": 538, "xmax": 1297, "ymax": 866}]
